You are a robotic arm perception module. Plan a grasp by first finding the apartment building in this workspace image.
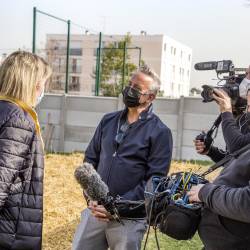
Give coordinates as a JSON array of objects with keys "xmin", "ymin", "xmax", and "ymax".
[{"xmin": 46, "ymin": 33, "xmax": 192, "ymax": 97}]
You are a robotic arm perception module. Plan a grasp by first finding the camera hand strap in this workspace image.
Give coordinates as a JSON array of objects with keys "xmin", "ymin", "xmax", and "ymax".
[
  {"xmin": 207, "ymin": 114, "xmax": 222, "ymax": 138},
  {"xmin": 201, "ymin": 143, "xmax": 250, "ymax": 177}
]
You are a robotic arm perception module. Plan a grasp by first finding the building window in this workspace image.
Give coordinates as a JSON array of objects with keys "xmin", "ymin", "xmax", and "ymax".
[
  {"xmin": 164, "ymin": 43, "xmax": 167, "ymax": 51},
  {"xmin": 70, "ymin": 48, "xmax": 82, "ymax": 56},
  {"xmin": 52, "ymin": 58, "xmax": 65, "ymax": 73},
  {"xmin": 172, "ymin": 65, "xmax": 176, "ymax": 80},
  {"xmin": 180, "ymin": 50, "xmax": 183, "ymax": 58},
  {"xmin": 51, "ymin": 75, "xmax": 65, "ymax": 91},
  {"xmin": 171, "ymin": 82, "xmax": 174, "ymax": 92},
  {"xmin": 71, "ymin": 58, "xmax": 82, "ymax": 73},
  {"xmin": 69, "ymin": 76, "xmax": 80, "ymax": 91},
  {"xmin": 171, "ymin": 47, "xmax": 176, "ymax": 55},
  {"xmin": 72, "ymin": 58, "xmax": 78, "ymax": 73},
  {"xmin": 179, "ymin": 68, "xmax": 185, "ymax": 81},
  {"xmin": 188, "ymin": 54, "xmax": 191, "ymax": 61}
]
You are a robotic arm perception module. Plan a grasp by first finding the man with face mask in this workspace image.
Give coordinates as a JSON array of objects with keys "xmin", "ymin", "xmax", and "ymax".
[{"xmin": 72, "ymin": 65, "xmax": 173, "ymax": 250}]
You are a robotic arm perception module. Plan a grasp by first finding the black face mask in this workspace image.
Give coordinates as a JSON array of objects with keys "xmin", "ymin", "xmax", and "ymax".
[{"xmin": 122, "ymin": 86, "xmax": 141, "ymax": 107}]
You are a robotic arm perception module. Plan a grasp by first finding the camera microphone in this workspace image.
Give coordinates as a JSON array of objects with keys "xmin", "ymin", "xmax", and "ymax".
[
  {"xmin": 194, "ymin": 61, "xmax": 218, "ymax": 71},
  {"xmin": 194, "ymin": 60, "xmax": 233, "ymax": 73}
]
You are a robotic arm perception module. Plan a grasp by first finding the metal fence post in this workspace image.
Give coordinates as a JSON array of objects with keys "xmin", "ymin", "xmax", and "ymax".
[
  {"xmin": 65, "ymin": 20, "xmax": 71, "ymax": 94},
  {"xmin": 32, "ymin": 7, "xmax": 37, "ymax": 53},
  {"xmin": 95, "ymin": 32, "xmax": 102, "ymax": 96},
  {"xmin": 122, "ymin": 41, "xmax": 127, "ymax": 90}
]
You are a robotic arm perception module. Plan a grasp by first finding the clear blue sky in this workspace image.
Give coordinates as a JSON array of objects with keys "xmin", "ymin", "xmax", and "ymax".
[{"xmin": 1, "ymin": 0, "xmax": 250, "ymax": 88}]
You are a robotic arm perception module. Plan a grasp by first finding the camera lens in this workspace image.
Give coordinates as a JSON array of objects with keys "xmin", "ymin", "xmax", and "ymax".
[{"xmin": 201, "ymin": 85, "xmax": 214, "ymax": 102}]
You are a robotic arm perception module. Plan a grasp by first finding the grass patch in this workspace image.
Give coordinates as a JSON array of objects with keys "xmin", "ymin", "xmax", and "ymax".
[{"xmin": 142, "ymin": 231, "xmax": 203, "ymax": 250}]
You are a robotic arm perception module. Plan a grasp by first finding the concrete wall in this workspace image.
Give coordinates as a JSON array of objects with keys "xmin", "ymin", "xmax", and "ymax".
[{"xmin": 37, "ymin": 94, "xmax": 225, "ymax": 160}]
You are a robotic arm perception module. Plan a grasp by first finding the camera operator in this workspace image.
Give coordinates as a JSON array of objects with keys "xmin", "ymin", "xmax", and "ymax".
[
  {"xmin": 187, "ymin": 66, "xmax": 250, "ymax": 250},
  {"xmin": 194, "ymin": 66, "xmax": 250, "ymax": 160}
]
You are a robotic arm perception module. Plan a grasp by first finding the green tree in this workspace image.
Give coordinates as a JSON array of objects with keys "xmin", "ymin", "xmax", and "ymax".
[{"xmin": 98, "ymin": 35, "xmax": 140, "ymax": 97}]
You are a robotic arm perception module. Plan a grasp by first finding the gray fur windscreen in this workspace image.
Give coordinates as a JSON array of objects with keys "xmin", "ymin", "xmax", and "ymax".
[{"xmin": 74, "ymin": 162, "xmax": 109, "ymax": 201}]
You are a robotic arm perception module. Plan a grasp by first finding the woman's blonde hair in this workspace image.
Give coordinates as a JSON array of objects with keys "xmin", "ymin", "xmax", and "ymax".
[{"xmin": 0, "ymin": 51, "xmax": 52, "ymax": 106}]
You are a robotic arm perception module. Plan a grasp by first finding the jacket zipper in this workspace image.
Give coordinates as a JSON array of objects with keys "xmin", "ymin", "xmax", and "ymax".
[
  {"xmin": 106, "ymin": 116, "xmax": 144, "ymax": 186},
  {"xmin": 106, "ymin": 125, "xmax": 132, "ymax": 185},
  {"xmin": 106, "ymin": 149, "xmax": 117, "ymax": 185},
  {"xmin": 106, "ymin": 114, "xmax": 124, "ymax": 185}
]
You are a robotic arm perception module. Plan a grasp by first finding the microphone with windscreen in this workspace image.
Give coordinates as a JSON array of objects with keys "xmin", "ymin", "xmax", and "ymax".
[{"xmin": 74, "ymin": 162, "xmax": 123, "ymax": 224}]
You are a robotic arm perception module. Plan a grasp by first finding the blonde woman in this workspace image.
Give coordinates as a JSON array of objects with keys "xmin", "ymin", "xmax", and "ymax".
[{"xmin": 0, "ymin": 51, "xmax": 51, "ymax": 250}]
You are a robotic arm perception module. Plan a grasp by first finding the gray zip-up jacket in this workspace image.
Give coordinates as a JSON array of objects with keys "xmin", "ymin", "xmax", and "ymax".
[{"xmin": 198, "ymin": 148, "xmax": 250, "ymax": 250}]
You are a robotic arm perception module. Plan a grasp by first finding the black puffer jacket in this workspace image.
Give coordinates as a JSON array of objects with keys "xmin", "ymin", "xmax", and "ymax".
[{"xmin": 0, "ymin": 100, "xmax": 44, "ymax": 250}]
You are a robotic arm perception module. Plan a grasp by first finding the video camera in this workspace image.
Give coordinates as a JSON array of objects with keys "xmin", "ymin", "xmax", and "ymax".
[
  {"xmin": 194, "ymin": 60, "xmax": 247, "ymax": 113},
  {"xmin": 194, "ymin": 60, "xmax": 248, "ymax": 152}
]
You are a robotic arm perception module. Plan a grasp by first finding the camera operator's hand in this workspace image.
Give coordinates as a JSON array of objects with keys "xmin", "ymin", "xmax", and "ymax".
[
  {"xmin": 212, "ymin": 89, "xmax": 232, "ymax": 113},
  {"xmin": 193, "ymin": 139, "xmax": 209, "ymax": 155},
  {"xmin": 239, "ymin": 65, "xmax": 250, "ymax": 99},
  {"xmin": 187, "ymin": 184, "xmax": 205, "ymax": 203},
  {"xmin": 88, "ymin": 202, "xmax": 113, "ymax": 222}
]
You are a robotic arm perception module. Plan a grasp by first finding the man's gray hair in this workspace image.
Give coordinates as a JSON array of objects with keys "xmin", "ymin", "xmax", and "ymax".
[{"xmin": 138, "ymin": 65, "xmax": 161, "ymax": 94}]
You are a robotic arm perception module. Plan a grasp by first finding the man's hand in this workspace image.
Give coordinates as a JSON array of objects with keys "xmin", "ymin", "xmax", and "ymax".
[
  {"xmin": 187, "ymin": 184, "xmax": 205, "ymax": 202},
  {"xmin": 193, "ymin": 139, "xmax": 209, "ymax": 155},
  {"xmin": 212, "ymin": 89, "xmax": 232, "ymax": 113},
  {"xmin": 88, "ymin": 201, "xmax": 113, "ymax": 222}
]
